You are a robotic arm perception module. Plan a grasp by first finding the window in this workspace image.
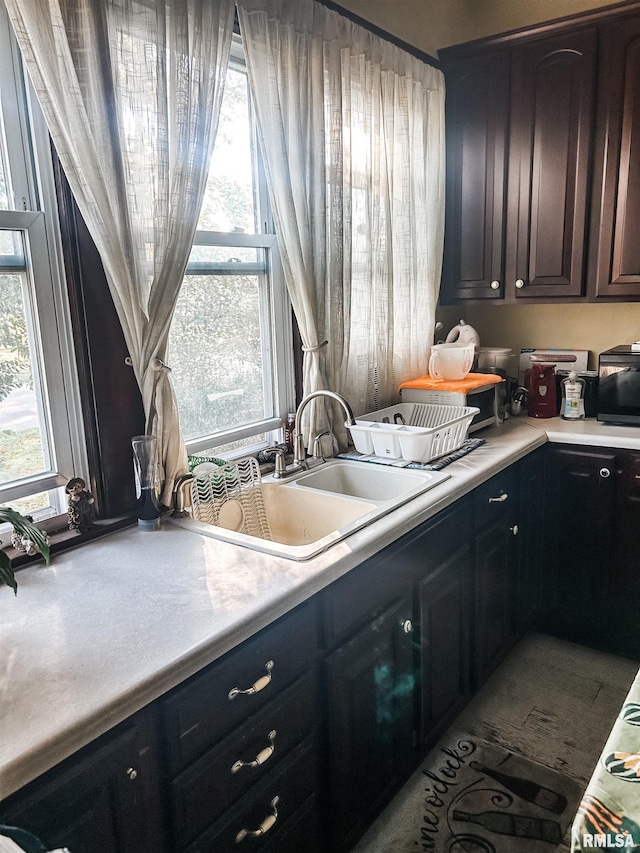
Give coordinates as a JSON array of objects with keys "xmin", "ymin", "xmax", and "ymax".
[
  {"xmin": 0, "ymin": 4, "xmax": 86, "ymax": 518},
  {"xmin": 168, "ymin": 36, "xmax": 294, "ymax": 459}
]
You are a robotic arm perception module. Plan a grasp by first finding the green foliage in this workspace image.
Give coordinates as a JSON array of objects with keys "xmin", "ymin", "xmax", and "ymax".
[
  {"xmin": 169, "ymin": 273, "xmax": 265, "ymax": 441},
  {"xmin": 0, "ymin": 273, "xmax": 32, "ymax": 403},
  {"xmin": 0, "ymin": 427, "xmax": 45, "ymax": 484},
  {"xmin": 0, "ymin": 506, "xmax": 50, "ymax": 595}
]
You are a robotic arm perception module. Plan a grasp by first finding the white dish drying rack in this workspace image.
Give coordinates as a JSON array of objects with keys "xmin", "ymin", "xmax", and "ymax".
[
  {"xmin": 348, "ymin": 403, "xmax": 480, "ymax": 464},
  {"xmin": 190, "ymin": 456, "xmax": 272, "ymax": 539}
]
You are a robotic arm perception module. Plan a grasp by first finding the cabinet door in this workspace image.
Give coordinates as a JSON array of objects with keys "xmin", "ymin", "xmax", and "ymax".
[
  {"xmin": 473, "ymin": 471, "xmax": 519, "ymax": 688},
  {"xmin": 514, "ymin": 450, "xmax": 547, "ymax": 631},
  {"xmin": 474, "ymin": 521, "xmax": 516, "ymax": 688},
  {"xmin": 607, "ymin": 450, "xmax": 640, "ymax": 657},
  {"xmin": 325, "ymin": 595, "xmax": 416, "ymax": 852},
  {"xmin": 507, "ymin": 29, "xmax": 596, "ymax": 298},
  {"xmin": 590, "ymin": 17, "xmax": 640, "ymax": 298},
  {"xmin": 418, "ymin": 544, "xmax": 471, "ymax": 746},
  {"xmin": 0, "ymin": 713, "xmax": 165, "ymax": 853},
  {"xmin": 544, "ymin": 446, "xmax": 616, "ymax": 640},
  {"xmin": 442, "ymin": 51, "xmax": 509, "ymax": 301}
]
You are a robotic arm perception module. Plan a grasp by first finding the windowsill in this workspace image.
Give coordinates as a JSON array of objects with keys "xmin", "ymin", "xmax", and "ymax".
[{"xmin": 9, "ymin": 514, "xmax": 137, "ymax": 571}]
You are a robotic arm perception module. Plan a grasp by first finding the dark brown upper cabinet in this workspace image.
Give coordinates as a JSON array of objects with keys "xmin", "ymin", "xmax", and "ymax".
[
  {"xmin": 589, "ymin": 15, "xmax": 640, "ymax": 298},
  {"xmin": 507, "ymin": 29, "xmax": 596, "ymax": 299},
  {"xmin": 441, "ymin": 27, "xmax": 596, "ymax": 303},
  {"xmin": 442, "ymin": 51, "xmax": 510, "ymax": 300}
]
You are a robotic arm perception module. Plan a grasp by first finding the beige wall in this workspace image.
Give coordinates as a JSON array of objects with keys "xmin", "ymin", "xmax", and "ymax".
[
  {"xmin": 437, "ymin": 304, "xmax": 640, "ymax": 371},
  {"xmin": 336, "ymin": 0, "xmax": 625, "ymax": 55}
]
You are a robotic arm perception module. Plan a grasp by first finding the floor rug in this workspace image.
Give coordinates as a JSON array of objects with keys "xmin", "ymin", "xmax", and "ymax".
[{"xmin": 353, "ymin": 733, "xmax": 584, "ymax": 853}]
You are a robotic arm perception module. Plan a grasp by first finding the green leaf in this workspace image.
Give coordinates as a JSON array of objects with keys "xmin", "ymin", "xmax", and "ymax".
[{"xmin": 0, "ymin": 551, "xmax": 18, "ymax": 595}]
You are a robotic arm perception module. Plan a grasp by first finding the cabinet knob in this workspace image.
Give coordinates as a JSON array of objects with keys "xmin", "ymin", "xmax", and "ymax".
[
  {"xmin": 600, "ymin": 467, "xmax": 611, "ymax": 478},
  {"xmin": 228, "ymin": 660, "xmax": 274, "ymax": 701},
  {"xmin": 488, "ymin": 493, "xmax": 508, "ymax": 503},
  {"xmin": 515, "ymin": 279, "xmax": 525, "ymax": 289},
  {"xmin": 510, "ymin": 525, "xmax": 519, "ymax": 536},
  {"xmin": 126, "ymin": 767, "xmax": 138, "ymax": 781},
  {"xmin": 231, "ymin": 730, "xmax": 276, "ymax": 774},
  {"xmin": 401, "ymin": 619, "xmax": 413, "ymax": 634},
  {"xmin": 235, "ymin": 796, "xmax": 279, "ymax": 843},
  {"xmin": 490, "ymin": 280, "xmax": 500, "ymax": 290}
]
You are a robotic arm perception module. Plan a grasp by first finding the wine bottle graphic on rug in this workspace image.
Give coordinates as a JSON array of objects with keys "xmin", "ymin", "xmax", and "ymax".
[
  {"xmin": 469, "ymin": 760, "xmax": 568, "ymax": 814},
  {"xmin": 452, "ymin": 809, "xmax": 563, "ymax": 844}
]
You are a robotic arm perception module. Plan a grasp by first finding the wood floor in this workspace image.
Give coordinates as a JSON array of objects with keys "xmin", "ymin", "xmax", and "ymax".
[{"xmin": 355, "ymin": 632, "xmax": 639, "ymax": 853}]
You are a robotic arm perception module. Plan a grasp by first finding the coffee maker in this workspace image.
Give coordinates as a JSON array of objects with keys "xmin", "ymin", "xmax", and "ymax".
[{"xmin": 527, "ymin": 359, "xmax": 557, "ymax": 418}]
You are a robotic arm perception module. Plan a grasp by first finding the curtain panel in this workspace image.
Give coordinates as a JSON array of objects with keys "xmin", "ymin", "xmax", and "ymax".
[
  {"xmin": 5, "ymin": 0, "xmax": 235, "ymax": 505},
  {"xmin": 237, "ymin": 0, "xmax": 445, "ymax": 452}
]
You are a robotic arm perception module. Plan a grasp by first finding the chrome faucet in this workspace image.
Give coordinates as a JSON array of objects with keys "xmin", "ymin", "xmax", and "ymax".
[
  {"xmin": 293, "ymin": 390, "xmax": 356, "ymax": 468},
  {"xmin": 171, "ymin": 472, "xmax": 194, "ymax": 517}
]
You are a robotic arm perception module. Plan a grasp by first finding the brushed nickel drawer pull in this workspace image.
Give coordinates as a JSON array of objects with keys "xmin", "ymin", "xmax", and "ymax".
[
  {"xmin": 228, "ymin": 660, "xmax": 274, "ymax": 701},
  {"xmin": 235, "ymin": 796, "xmax": 280, "ymax": 843},
  {"xmin": 231, "ymin": 730, "xmax": 276, "ymax": 774},
  {"xmin": 488, "ymin": 493, "xmax": 508, "ymax": 503}
]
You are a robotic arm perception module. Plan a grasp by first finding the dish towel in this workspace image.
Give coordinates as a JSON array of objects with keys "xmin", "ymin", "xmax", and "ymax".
[{"xmin": 399, "ymin": 373, "xmax": 504, "ymax": 393}]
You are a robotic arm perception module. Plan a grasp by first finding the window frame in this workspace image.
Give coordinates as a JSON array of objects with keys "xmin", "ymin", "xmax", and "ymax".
[
  {"xmin": 174, "ymin": 36, "xmax": 294, "ymax": 459},
  {"xmin": 0, "ymin": 2, "xmax": 88, "ymax": 509}
]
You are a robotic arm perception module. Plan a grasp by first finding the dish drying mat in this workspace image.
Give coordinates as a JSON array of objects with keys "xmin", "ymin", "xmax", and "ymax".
[
  {"xmin": 338, "ymin": 437, "xmax": 486, "ymax": 470},
  {"xmin": 190, "ymin": 456, "xmax": 272, "ymax": 539}
]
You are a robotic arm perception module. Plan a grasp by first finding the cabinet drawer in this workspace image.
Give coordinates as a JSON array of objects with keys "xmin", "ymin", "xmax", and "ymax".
[
  {"xmin": 170, "ymin": 675, "xmax": 317, "ymax": 847},
  {"xmin": 162, "ymin": 603, "xmax": 317, "ymax": 773},
  {"xmin": 185, "ymin": 739, "xmax": 317, "ymax": 853},
  {"xmin": 474, "ymin": 469, "xmax": 518, "ymax": 531}
]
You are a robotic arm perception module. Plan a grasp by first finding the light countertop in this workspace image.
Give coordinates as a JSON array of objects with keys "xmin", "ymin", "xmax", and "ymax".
[
  {"xmin": 1, "ymin": 417, "xmax": 638, "ymax": 801},
  {"xmin": 520, "ymin": 415, "xmax": 640, "ymax": 449}
]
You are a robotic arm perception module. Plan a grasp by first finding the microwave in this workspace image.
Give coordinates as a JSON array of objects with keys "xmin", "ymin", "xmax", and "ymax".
[
  {"xmin": 597, "ymin": 345, "xmax": 640, "ymax": 425},
  {"xmin": 400, "ymin": 382, "xmax": 502, "ymax": 432}
]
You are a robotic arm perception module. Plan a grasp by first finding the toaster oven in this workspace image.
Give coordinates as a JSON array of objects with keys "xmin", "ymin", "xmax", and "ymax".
[
  {"xmin": 400, "ymin": 382, "xmax": 502, "ymax": 432},
  {"xmin": 598, "ymin": 345, "xmax": 640, "ymax": 425}
]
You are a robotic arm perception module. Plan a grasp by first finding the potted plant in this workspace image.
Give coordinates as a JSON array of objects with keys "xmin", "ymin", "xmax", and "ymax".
[{"xmin": 0, "ymin": 507, "xmax": 50, "ymax": 594}]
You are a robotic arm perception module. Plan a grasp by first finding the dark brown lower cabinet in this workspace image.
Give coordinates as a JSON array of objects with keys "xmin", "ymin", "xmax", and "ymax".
[
  {"xmin": 324, "ymin": 595, "xmax": 416, "ymax": 852},
  {"xmin": 543, "ymin": 444, "xmax": 640, "ymax": 659},
  {"xmin": 514, "ymin": 449, "xmax": 547, "ymax": 631},
  {"xmin": 0, "ymin": 710, "xmax": 166, "ymax": 853},
  {"xmin": 544, "ymin": 445, "xmax": 616, "ymax": 642},
  {"xmin": 418, "ymin": 543, "xmax": 472, "ymax": 745},
  {"xmin": 472, "ymin": 469, "xmax": 520, "ymax": 687}
]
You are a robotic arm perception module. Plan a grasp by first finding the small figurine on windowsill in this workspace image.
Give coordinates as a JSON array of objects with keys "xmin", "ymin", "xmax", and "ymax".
[{"xmin": 66, "ymin": 477, "xmax": 95, "ymax": 534}]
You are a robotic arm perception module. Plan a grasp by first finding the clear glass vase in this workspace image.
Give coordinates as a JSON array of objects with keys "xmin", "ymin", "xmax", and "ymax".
[{"xmin": 131, "ymin": 434, "xmax": 160, "ymax": 530}]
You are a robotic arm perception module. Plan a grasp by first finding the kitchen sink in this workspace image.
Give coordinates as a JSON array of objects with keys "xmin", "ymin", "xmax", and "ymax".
[
  {"xmin": 170, "ymin": 459, "xmax": 450, "ymax": 561},
  {"xmin": 293, "ymin": 460, "xmax": 435, "ymax": 501}
]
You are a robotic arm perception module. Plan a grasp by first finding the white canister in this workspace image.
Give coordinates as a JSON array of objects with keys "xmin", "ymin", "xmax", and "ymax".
[{"xmin": 429, "ymin": 343, "xmax": 475, "ymax": 381}]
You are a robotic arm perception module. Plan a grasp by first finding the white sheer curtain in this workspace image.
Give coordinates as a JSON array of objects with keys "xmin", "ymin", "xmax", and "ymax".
[
  {"xmin": 238, "ymin": 0, "xmax": 445, "ymax": 452},
  {"xmin": 5, "ymin": 0, "xmax": 235, "ymax": 504}
]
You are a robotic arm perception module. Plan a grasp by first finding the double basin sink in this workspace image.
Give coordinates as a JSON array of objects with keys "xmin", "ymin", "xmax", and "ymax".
[{"xmin": 170, "ymin": 459, "xmax": 450, "ymax": 560}]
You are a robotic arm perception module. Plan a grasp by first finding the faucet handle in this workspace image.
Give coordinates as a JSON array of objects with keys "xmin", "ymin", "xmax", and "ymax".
[
  {"xmin": 312, "ymin": 431, "xmax": 332, "ymax": 460},
  {"xmin": 265, "ymin": 445, "xmax": 287, "ymax": 478}
]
